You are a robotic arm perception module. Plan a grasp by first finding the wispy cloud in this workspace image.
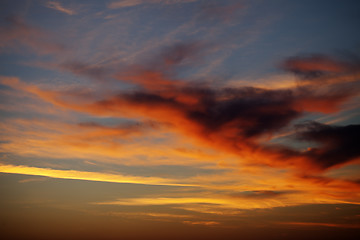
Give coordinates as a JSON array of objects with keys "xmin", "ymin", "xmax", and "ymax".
[
  {"xmin": 183, "ymin": 220, "xmax": 220, "ymax": 226},
  {"xmin": 108, "ymin": 0, "xmax": 144, "ymax": 8},
  {"xmin": 277, "ymin": 221, "xmax": 360, "ymax": 229},
  {"xmin": 0, "ymin": 16, "xmax": 65, "ymax": 54},
  {"xmin": 45, "ymin": 1, "xmax": 76, "ymax": 15},
  {"xmin": 94, "ymin": 197, "xmax": 239, "ymax": 207},
  {"xmin": 108, "ymin": 0, "xmax": 197, "ymax": 9},
  {"xmin": 91, "ymin": 193, "xmax": 352, "ymax": 212}
]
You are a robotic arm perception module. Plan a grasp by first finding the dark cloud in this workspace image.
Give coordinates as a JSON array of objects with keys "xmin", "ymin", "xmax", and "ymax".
[
  {"xmin": 295, "ymin": 121, "xmax": 360, "ymax": 169},
  {"xmin": 110, "ymin": 49, "xmax": 360, "ymax": 170},
  {"xmin": 261, "ymin": 121, "xmax": 360, "ymax": 171},
  {"xmin": 50, "ymin": 50, "xmax": 360, "ymax": 170},
  {"xmin": 99, "ymin": 85, "xmax": 300, "ymax": 140},
  {"xmin": 184, "ymin": 87, "xmax": 299, "ymax": 138}
]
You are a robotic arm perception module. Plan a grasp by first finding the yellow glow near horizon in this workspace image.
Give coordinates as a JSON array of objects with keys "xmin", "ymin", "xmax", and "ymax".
[{"xmin": 0, "ymin": 164, "xmax": 195, "ymax": 187}]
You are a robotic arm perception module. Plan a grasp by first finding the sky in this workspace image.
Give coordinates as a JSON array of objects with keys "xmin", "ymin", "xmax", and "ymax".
[{"xmin": 0, "ymin": 0, "xmax": 360, "ymax": 239}]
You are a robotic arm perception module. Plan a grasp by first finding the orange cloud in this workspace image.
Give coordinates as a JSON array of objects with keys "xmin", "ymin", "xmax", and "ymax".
[{"xmin": 283, "ymin": 55, "xmax": 350, "ymax": 75}]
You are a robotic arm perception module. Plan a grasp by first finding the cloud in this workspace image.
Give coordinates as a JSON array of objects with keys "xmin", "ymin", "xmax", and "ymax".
[
  {"xmin": 108, "ymin": 0, "xmax": 145, "ymax": 8},
  {"xmin": 84, "ymin": 82, "xmax": 356, "ymax": 171},
  {"xmin": 230, "ymin": 190, "xmax": 295, "ymax": 199},
  {"xmin": 295, "ymin": 121, "xmax": 360, "ymax": 169},
  {"xmin": 108, "ymin": 0, "xmax": 198, "ymax": 9},
  {"xmin": 281, "ymin": 54, "xmax": 360, "ymax": 113},
  {"xmin": 0, "ymin": 164, "xmax": 193, "ymax": 187},
  {"xmin": 0, "ymin": 92, "xmax": 219, "ymax": 167},
  {"xmin": 18, "ymin": 177, "xmax": 47, "ymax": 183},
  {"xmin": 0, "ymin": 16, "xmax": 65, "ymax": 54},
  {"xmin": 93, "ymin": 196, "xmax": 291, "ymax": 210},
  {"xmin": 92, "ymin": 188, "xmax": 354, "ymax": 211},
  {"xmin": 293, "ymin": 88, "xmax": 355, "ymax": 114},
  {"xmin": 2, "ymin": 73, "xmax": 359, "ymax": 209},
  {"xmin": 277, "ymin": 221, "xmax": 360, "ymax": 229},
  {"xmin": 2, "ymin": 44, "xmax": 360, "ymax": 172},
  {"xmin": 183, "ymin": 221, "xmax": 220, "ymax": 226},
  {"xmin": 77, "ymin": 120, "xmax": 159, "ymax": 132},
  {"xmin": 115, "ymin": 41, "xmax": 205, "ymax": 90},
  {"xmin": 282, "ymin": 54, "xmax": 360, "ymax": 80},
  {"xmin": 283, "ymin": 55, "xmax": 348, "ymax": 77},
  {"xmin": 45, "ymin": 1, "xmax": 76, "ymax": 15}
]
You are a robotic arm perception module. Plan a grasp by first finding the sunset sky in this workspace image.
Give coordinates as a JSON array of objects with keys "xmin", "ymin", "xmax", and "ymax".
[{"xmin": 1, "ymin": 0, "xmax": 360, "ymax": 239}]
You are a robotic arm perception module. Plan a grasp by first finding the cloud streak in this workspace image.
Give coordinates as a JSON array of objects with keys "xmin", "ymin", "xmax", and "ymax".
[
  {"xmin": 0, "ymin": 164, "xmax": 194, "ymax": 187},
  {"xmin": 108, "ymin": 0, "xmax": 198, "ymax": 9},
  {"xmin": 0, "ymin": 16, "xmax": 65, "ymax": 54},
  {"xmin": 45, "ymin": 1, "xmax": 76, "ymax": 15},
  {"xmin": 277, "ymin": 221, "xmax": 360, "ymax": 229}
]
